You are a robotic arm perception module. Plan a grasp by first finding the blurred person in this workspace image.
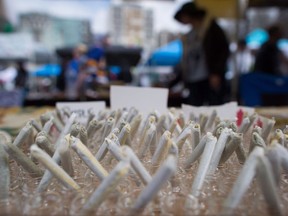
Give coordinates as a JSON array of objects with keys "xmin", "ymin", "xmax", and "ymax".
[
  {"xmin": 173, "ymin": 1, "xmax": 230, "ymax": 106},
  {"xmin": 254, "ymin": 25, "xmax": 288, "ymax": 75},
  {"xmin": 228, "ymin": 39, "xmax": 254, "ymax": 102},
  {"xmin": 235, "ymin": 39, "xmax": 254, "ymax": 75},
  {"xmin": 65, "ymin": 44, "xmax": 87, "ymax": 99},
  {"xmin": 14, "ymin": 61, "xmax": 28, "ymax": 89}
]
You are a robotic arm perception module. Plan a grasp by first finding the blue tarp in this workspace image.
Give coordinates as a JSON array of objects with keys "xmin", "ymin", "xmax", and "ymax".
[
  {"xmin": 240, "ymin": 72, "xmax": 288, "ymax": 106},
  {"xmin": 147, "ymin": 39, "xmax": 182, "ymax": 66},
  {"xmin": 32, "ymin": 64, "xmax": 61, "ymax": 77}
]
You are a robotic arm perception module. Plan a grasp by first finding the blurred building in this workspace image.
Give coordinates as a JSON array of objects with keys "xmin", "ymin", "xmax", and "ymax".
[
  {"xmin": 19, "ymin": 13, "xmax": 92, "ymax": 51},
  {"xmin": 109, "ymin": 4, "xmax": 153, "ymax": 47}
]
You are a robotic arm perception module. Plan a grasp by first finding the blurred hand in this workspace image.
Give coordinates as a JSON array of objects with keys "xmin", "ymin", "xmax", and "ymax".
[{"xmin": 209, "ymin": 74, "xmax": 221, "ymax": 91}]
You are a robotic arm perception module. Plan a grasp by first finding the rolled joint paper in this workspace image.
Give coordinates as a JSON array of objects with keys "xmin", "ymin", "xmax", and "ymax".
[
  {"xmin": 256, "ymin": 155, "xmax": 283, "ymax": 216},
  {"xmin": 151, "ymin": 131, "xmax": 172, "ymax": 168},
  {"xmin": 189, "ymin": 133, "xmax": 217, "ymax": 197},
  {"xmin": 220, "ymin": 132, "xmax": 243, "ymax": 165},
  {"xmin": 235, "ymin": 140, "xmax": 246, "ymax": 164},
  {"xmin": 169, "ymin": 141, "xmax": 179, "ymax": 158},
  {"xmin": 130, "ymin": 114, "xmax": 142, "ymax": 139},
  {"xmin": 13, "ymin": 123, "xmax": 33, "ymax": 147},
  {"xmin": 175, "ymin": 125, "xmax": 192, "ymax": 153},
  {"xmin": 237, "ymin": 117, "xmax": 250, "ymax": 134},
  {"xmin": 222, "ymin": 147, "xmax": 264, "ymax": 214},
  {"xmin": 40, "ymin": 112, "xmax": 51, "ymax": 127},
  {"xmin": 139, "ymin": 116, "xmax": 156, "ymax": 149},
  {"xmin": 228, "ymin": 122, "xmax": 237, "ymax": 133},
  {"xmin": 130, "ymin": 155, "xmax": 177, "ymax": 215},
  {"xmin": 70, "ymin": 137, "xmax": 108, "ymax": 181},
  {"xmin": 156, "ymin": 115, "xmax": 166, "ymax": 137},
  {"xmin": 273, "ymin": 129, "xmax": 284, "ymax": 146},
  {"xmin": 207, "ymin": 128, "xmax": 231, "ymax": 176},
  {"xmin": 31, "ymin": 144, "xmax": 80, "ymax": 191},
  {"xmin": 191, "ymin": 123, "xmax": 201, "ymax": 150},
  {"xmin": 249, "ymin": 132, "xmax": 266, "ymax": 153},
  {"xmin": 51, "ymin": 112, "xmax": 64, "ymax": 132},
  {"xmin": 265, "ymin": 144, "xmax": 282, "ymax": 185},
  {"xmin": 262, "ymin": 118, "xmax": 276, "ymax": 141},
  {"xmin": 268, "ymin": 142, "xmax": 288, "ymax": 173},
  {"xmin": 42, "ymin": 118, "xmax": 54, "ymax": 135},
  {"xmin": 199, "ymin": 114, "xmax": 208, "ymax": 133},
  {"xmin": 55, "ymin": 113, "xmax": 77, "ymax": 149},
  {"xmin": 205, "ymin": 110, "xmax": 217, "ymax": 132},
  {"xmin": 121, "ymin": 146, "xmax": 152, "ymax": 185},
  {"xmin": 184, "ymin": 134, "xmax": 209, "ymax": 170},
  {"xmin": 96, "ymin": 135, "xmax": 115, "ymax": 162},
  {"xmin": 0, "ymin": 131, "xmax": 11, "ymax": 202},
  {"xmin": 118, "ymin": 123, "xmax": 131, "ymax": 146},
  {"xmin": 100, "ymin": 117, "xmax": 115, "ymax": 145},
  {"xmin": 168, "ymin": 118, "xmax": 178, "ymax": 134},
  {"xmin": 178, "ymin": 111, "xmax": 185, "ymax": 129},
  {"xmin": 70, "ymin": 123, "xmax": 81, "ymax": 137},
  {"xmin": 86, "ymin": 108, "xmax": 95, "ymax": 127},
  {"xmin": 35, "ymin": 135, "xmax": 54, "ymax": 156},
  {"xmin": 106, "ymin": 138, "xmax": 123, "ymax": 161},
  {"xmin": 87, "ymin": 119, "xmax": 102, "ymax": 140},
  {"xmin": 79, "ymin": 126, "xmax": 88, "ymax": 146},
  {"xmin": 139, "ymin": 124, "xmax": 156, "ymax": 159},
  {"xmin": 29, "ymin": 119, "xmax": 42, "ymax": 132},
  {"xmin": 2, "ymin": 140, "xmax": 43, "ymax": 178},
  {"xmin": 58, "ymin": 136, "xmax": 74, "ymax": 177},
  {"xmin": 80, "ymin": 160, "xmax": 130, "ymax": 215}
]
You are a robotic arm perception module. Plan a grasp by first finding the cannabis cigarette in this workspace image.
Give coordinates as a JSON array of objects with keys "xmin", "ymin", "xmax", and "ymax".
[
  {"xmin": 80, "ymin": 160, "xmax": 130, "ymax": 215},
  {"xmin": 70, "ymin": 137, "xmax": 108, "ymax": 181},
  {"xmin": 79, "ymin": 126, "xmax": 88, "ymax": 146},
  {"xmin": 139, "ymin": 124, "xmax": 156, "ymax": 159},
  {"xmin": 256, "ymin": 155, "xmax": 283, "ymax": 216},
  {"xmin": 35, "ymin": 135, "xmax": 54, "ymax": 156},
  {"xmin": 2, "ymin": 140, "xmax": 43, "ymax": 178},
  {"xmin": 184, "ymin": 133, "xmax": 209, "ymax": 170},
  {"xmin": 222, "ymin": 147, "xmax": 264, "ymax": 214},
  {"xmin": 0, "ymin": 131, "xmax": 11, "ymax": 202},
  {"xmin": 151, "ymin": 131, "xmax": 172, "ymax": 168},
  {"xmin": 189, "ymin": 133, "xmax": 217, "ymax": 197},
  {"xmin": 13, "ymin": 123, "xmax": 33, "ymax": 147},
  {"xmin": 130, "ymin": 155, "xmax": 177, "ymax": 214},
  {"xmin": 220, "ymin": 132, "xmax": 243, "ymax": 165},
  {"xmin": 121, "ymin": 145, "xmax": 152, "ymax": 185},
  {"xmin": 208, "ymin": 128, "xmax": 231, "ymax": 175},
  {"xmin": 31, "ymin": 144, "xmax": 79, "ymax": 191},
  {"xmin": 58, "ymin": 136, "xmax": 74, "ymax": 177}
]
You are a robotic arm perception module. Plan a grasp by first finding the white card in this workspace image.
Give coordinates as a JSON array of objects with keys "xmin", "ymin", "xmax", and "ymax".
[
  {"xmin": 110, "ymin": 85, "xmax": 168, "ymax": 117},
  {"xmin": 56, "ymin": 101, "xmax": 106, "ymax": 124}
]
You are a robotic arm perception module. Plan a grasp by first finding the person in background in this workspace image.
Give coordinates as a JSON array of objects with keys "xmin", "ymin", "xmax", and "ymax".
[
  {"xmin": 65, "ymin": 44, "xmax": 87, "ymax": 99},
  {"xmin": 254, "ymin": 25, "xmax": 288, "ymax": 75},
  {"xmin": 15, "ymin": 60, "xmax": 28, "ymax": 89},
  {"xmin": 173, "ymin": 1, "xmax": 230, "ymax": 106}
]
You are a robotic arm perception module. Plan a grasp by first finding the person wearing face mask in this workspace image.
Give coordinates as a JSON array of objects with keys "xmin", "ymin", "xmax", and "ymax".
[{"xmin": 173, "ymin": 1, "xmax": 230, "ymax": 106}]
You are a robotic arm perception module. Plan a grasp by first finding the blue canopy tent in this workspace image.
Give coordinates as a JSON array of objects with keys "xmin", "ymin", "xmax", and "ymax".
[
  {"xmin": 147, "ymin": 39, "xmax": 182, "ymax": 66},
  {"xmin": 32, "ymin": 64, "xmax": 61, "ymax": 77}
]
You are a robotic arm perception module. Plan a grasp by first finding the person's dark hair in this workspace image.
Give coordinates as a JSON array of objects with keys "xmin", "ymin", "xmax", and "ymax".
[
  {"xmin": 174, "ymin": 1, "xmax": 206, "ymax": 23},
  {"xmin": 267, "ymin": 25, "xmax": 281, "ymax": 37}
]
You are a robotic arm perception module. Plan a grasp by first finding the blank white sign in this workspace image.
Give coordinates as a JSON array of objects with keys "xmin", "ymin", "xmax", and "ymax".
[{"xmin": 110, "ymin": 85, "xmax": 168, "ymax": 116}]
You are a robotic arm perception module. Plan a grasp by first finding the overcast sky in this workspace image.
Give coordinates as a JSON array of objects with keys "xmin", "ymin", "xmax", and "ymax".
[{"xmin": 3, "ymin": 0, "xmax": 189, "ymax": 34}]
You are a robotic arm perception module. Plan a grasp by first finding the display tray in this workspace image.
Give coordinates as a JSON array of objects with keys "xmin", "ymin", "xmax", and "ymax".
[{"xmin": 0, "ymin": 105, "xmax": 287, "ymax": 215}]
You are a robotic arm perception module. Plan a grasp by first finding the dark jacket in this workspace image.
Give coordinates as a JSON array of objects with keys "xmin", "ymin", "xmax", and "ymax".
[{"xmin": 203, "ymin": 19, "xmax": 230, "ymax": 78}]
